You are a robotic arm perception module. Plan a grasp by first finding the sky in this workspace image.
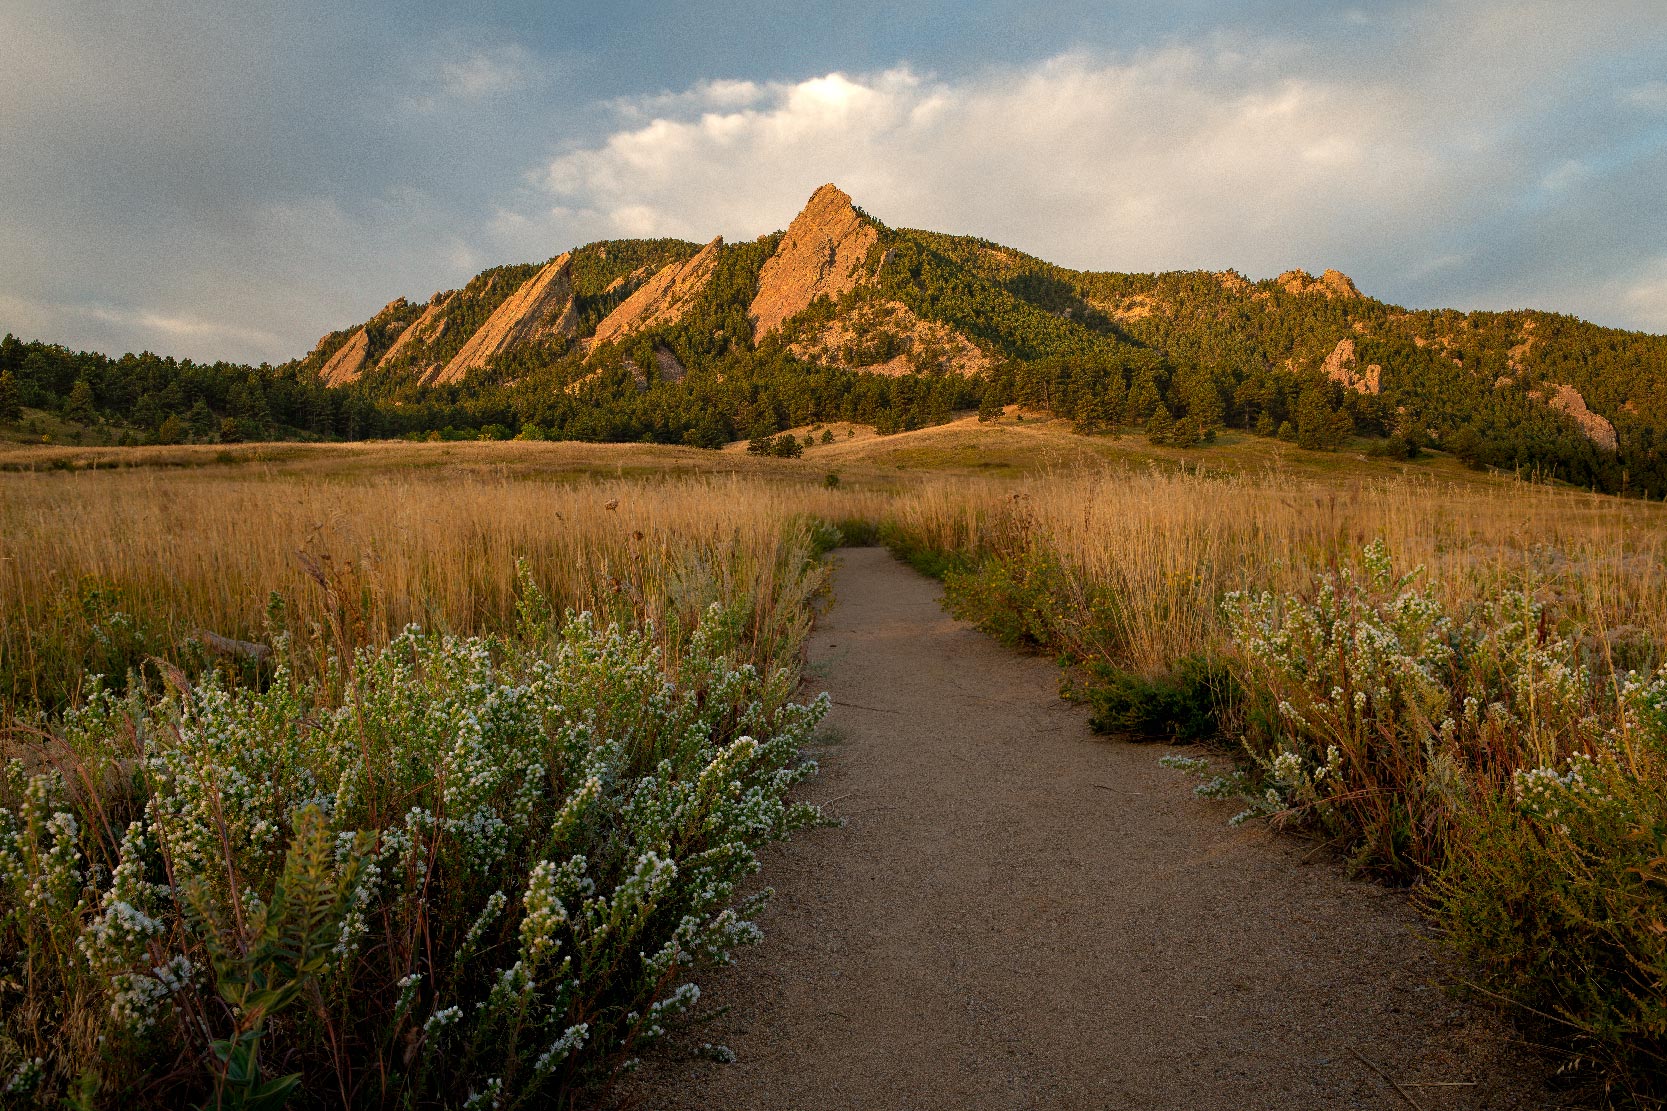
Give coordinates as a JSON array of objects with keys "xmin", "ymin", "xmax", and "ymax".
[{"xmin": 2, "ymin": 0, "xmax": 1665, "ymax": 365}]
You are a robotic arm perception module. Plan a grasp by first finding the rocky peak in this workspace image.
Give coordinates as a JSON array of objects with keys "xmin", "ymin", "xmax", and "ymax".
[
  {"xmin": 377, "ymin": 290, "xmax": 454, "ymax": 372},
  {"xmin": 749, "ymin": 184, "xmax": 880, "ymax": 339},
  {"xmin": 591, "ymin": 236, "xmax": 724, "ymax": 348},
  {"xmin": 431, "ymin": 253, "xmax": 578, "ymax": 385},
  {"xmin": 1277, "ymin": 268, "xmax": 1362, "ymax": 300}
]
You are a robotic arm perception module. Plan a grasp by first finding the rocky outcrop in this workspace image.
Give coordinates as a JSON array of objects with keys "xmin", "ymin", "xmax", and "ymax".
[
  {"xmin": 378, "ymin": 290, "xmax": 454, "ymax": 372},
  {"xmin": 789, "ymin": 299, "xmax": 991, "ymax": 377},
  {"xmin": 431, "ymin": 254, "xmax": 578, "ymax": 385},
  {"xmin": 319, "ymin": 327, "xmax": 371, "ymax": 387},
  {"xmin": 1278, "ymin": 268, "xmax": 1362, "ymax": 299},
  {"xmin": 1538, "ymin": 383, "xmax": 1617, "ymax": 451},
  {"xmin": 1320, "ymin": 338, "xmax": 1381, "ymax": 395},
  {"xmin": 750, "ymin": 184, "xmax": 879, "ymax": 339},
  {"xmin": 591, "ymin": 237, "xmax": 723, "ymax": 348},
  {"xmin": 314, "ymin": 299, "xmax": 413, "ymax": 386}
]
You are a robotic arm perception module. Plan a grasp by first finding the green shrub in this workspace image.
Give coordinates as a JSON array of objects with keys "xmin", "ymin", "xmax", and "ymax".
[
  {"xmin": 940, "ymin": 547, "xmax": 1068, "ymax": 650},
  {"xmin": 1219, "ymin": 539, "xmax": 1667, "ymax": 1099},
  {"xmin": 1087, "ymin": 655, "xmax": 1236, "ymax": 741},
  {"xmin": 832, "ymin": 517, "xmax": 879, "ymax": 547}
]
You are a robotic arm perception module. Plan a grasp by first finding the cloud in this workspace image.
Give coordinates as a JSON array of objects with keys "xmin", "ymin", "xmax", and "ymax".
[
  {"xmin": 515, "ymin": 11, "xmax": 1667, "ymax": 332},
  {"xmin": 0, "ymin": 294, "xmax": 282, "ymax": 358},
  {"xmin": 1625, "ymin": 80, "xmax": 1667, "ymax": 110},
  {"xmin": 2, "ymin": 0, "xmax": 1664, "ymax": 363},
  {"xmin": 439, "ymin": 45, "xmax": 532, "ymax": 101}
]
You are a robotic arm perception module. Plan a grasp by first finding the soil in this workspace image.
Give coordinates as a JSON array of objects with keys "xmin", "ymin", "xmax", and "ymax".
[{"xmin": 615, "ymin": 548, "xmax": 1569, "ymax": 1111}]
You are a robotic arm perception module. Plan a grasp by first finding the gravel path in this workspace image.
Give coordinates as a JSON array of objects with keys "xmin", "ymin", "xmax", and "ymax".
[{"xmin": 617, "ymin": 548, "xmax": 1560, "ymax": 1110}]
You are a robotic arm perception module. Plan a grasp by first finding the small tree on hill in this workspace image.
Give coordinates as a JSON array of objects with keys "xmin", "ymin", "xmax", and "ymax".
[
  {"xmin": 187, "ymin": 399, "xmax": 217, "ymax": 441},
  {"xmin": 63, "ymin": 378, "xmax": 97, "ymax": 424},
  {"xmin": 978, "ymin": 387, "xmax": 1003, "ymax": 423},
  {"xmin": 1145, "ymin": 403, "xmax": 1176, "ymax": 446}
]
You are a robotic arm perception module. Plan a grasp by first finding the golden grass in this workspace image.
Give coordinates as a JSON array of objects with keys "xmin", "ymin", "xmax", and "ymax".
[
  {"xmin": 0, "ymin": 456, "xmax": 889, "ymax": 708},
  {"xmin": 885, "ymin": 467, "xmax": 1667, "ymax": 674},
  {"xmin": 3, "ymin": 433, "xmax": 1664, "ymax": 709}
]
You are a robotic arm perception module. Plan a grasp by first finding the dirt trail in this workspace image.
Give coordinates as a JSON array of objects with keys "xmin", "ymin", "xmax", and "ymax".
[{"xmin": 620, "ymin": 548, "xmax": 1559, "ymax": 1110}]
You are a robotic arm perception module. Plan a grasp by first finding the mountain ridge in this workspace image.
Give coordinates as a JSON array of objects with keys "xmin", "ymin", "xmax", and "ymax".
[{"xmin": 6, "ymin": 183, "xmax": 1665, "ymax": 497}]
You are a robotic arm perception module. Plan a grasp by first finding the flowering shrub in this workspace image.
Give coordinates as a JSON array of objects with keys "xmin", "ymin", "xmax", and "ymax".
[
  {"xmin": 1221, "ymin": 540, "xmax": 1667, "ymax": 1097},
  {"xmin": 1431, "ymin": 692, "xmax": 1667, "ymax": 1100},
  {"xmin": 1222, "ymin": 540, "xmax": 1633, "ymax": 878},
  {"xmin": 0, "ymin": 578, "xmax": 826, "ymax": 1108}
]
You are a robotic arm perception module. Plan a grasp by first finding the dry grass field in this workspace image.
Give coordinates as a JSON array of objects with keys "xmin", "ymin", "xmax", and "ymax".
[{"xmin": 4, "ymin": 424, "xmax": 1666, "ymax": 1103}]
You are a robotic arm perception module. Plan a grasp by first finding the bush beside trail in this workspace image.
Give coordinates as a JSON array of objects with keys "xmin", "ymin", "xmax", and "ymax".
[
  {"xmin": 0, "ymin": 565, "xmax": 828, "ymax": 1108},
  {"xmin": 881, "ymin": 473, "xmax": 1667, "ymax": 1104}
]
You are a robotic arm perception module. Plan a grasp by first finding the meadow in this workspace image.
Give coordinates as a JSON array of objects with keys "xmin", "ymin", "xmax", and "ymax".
[{"xmin": 2, "ymin": 425, "xmax": 1665, "ymax": 1105}]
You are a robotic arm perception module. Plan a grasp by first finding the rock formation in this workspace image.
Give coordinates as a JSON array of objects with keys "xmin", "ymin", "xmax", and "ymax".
[
  {"xmin": 431, "ymin": 254, "xmax": 578, "ymax": 385},
  {"xmin": 1277, "ymin": 268, "xmax": 1362, "ymax": 299},
  {"xmin": 1540, "ymin": 384, "xmax": 1617, "ymax": 451},
  {"xmin": 378, "ymin": 291, "xmax": 453, "ymax": 371},
  {"xmin": 319, "ymin": 327, "xmax": 371, "ymax": 387},
  {"xmin": 652, "ymin": 344, "xmax": 687, "ymax": 384},
  {"xmin": 591, "ymin": 237, "xmax": 723, "ymax": 348},
  {"xmin": 1320, "ymin": 337, "xmax": 1381, "ymax": 395},
  {"xmin": 789, "ymin": 299, "xmax": 991, "ymax": 377},
  {"xmin": 749, "ymin": 184, "xmax": 879, "ymax": 339},
  {"xmin": 313, "ymin": 299, "xmax": 412, "ymax": 386}
]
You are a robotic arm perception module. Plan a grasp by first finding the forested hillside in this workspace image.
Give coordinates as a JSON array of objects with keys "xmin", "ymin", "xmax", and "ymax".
[{"xmin": 5, "ymin": 184, "xmax": 1665, "ymax": 495}]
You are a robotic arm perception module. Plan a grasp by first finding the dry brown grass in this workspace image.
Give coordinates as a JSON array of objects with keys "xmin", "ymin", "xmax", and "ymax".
[
  {"xmin": 0, "ymin": 451, "xmax": 888, "ymax": 709},
  {"xmin": 5, "ymin": 434, "xmax": 1664, "ymax": 710},
  {"xmin": 885, "ymin": 466, "xmax": 1667, "ymax": 673}
]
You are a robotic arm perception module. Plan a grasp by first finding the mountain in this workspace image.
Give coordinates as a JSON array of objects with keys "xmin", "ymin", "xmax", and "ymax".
[{"xmin": 4, "ymin": 184, "xmax": 1665, "ymax": 494}]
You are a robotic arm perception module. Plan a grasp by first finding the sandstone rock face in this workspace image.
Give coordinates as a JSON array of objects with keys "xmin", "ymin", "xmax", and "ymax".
[
  {"xmin": 319, "ymin": 327, "xmax": 371, "ymax": 386},
  {"xmin": 789, "ymin": 299, "xmax": 991, "ymax": 377},
  {"xmin": 314, "ymin": 299, "xmax": 415, "ymax": 386},
  {"xmin": 1278, "ymin": 268, "xmax": 1362, "ymax": 299},
  {"xmin": 1320, "ymin": 337, "xmax": 1381, "ymax": 395},
  {"xmin": 750, "ymin": 184, "xmax": 879, "ymax": 340},
  {"xmin": 1543, "ymin": 383, "xmax": 1617, "ymax": 451},
  {"xmin": 1095, "ymin": 293, "xmax": 1157, "ymax": 323},
  {"xmin": 591, "ymin": 237, "xmax": 723, "ymax": 348},
  {"xmin": 432, "ymin": 254, "xmax": 578, "ymax": 385},
  {"xmin": 378, "ymin": 290, "xmax": 454, "ymax": 372}
]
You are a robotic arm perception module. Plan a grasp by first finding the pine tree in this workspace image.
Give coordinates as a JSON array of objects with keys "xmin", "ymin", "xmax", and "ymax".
[
  {"xmin": 978, "ymin": 386, "xmax": 1003, "ymax": 423},
  {"xmin": 187, "ymin": 399, "xmax": 217, "ymax": 441},
  {"xmin": 63, "ymin": 378, "xmax": 97, "ymax": 424},
  {"xmin": 1145, "ymin": 403, "xmax": 1176, "ymax": 446}
]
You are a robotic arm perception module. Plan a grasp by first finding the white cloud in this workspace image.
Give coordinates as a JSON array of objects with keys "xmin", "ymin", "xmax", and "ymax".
[
  {"xmin": 520, "ymin": 46, "xmax": 1480, "ymax": 282},
  {"xmin": 0, "ymin": 294, "xmax": 281, "ymax": 355},
  {"xmin": 439, "ymin": 46, "xmax": 531, "ymax": 100},
  {"xmin": 500, "ymin": 14, "xmax": 1663, "ymax": 336}
]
